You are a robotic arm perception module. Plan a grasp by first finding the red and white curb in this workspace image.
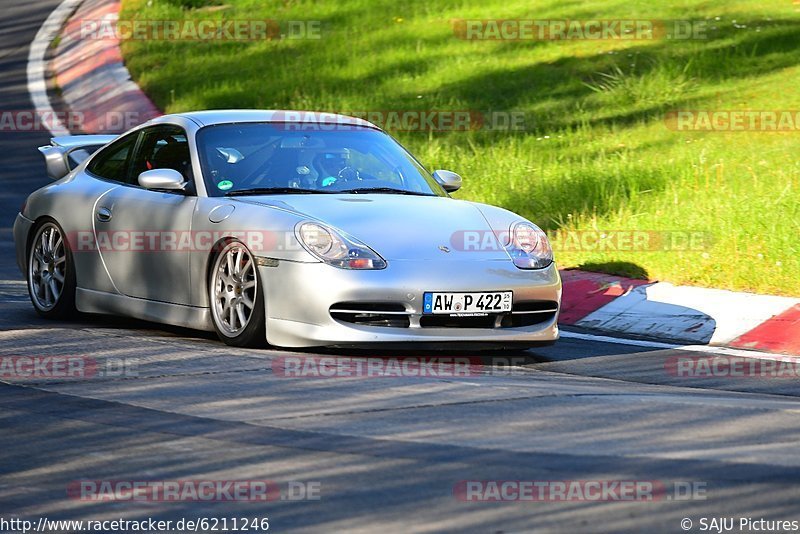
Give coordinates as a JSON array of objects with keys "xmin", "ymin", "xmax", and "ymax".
[
  {"xmin": 560, "ymin": 270, "xmax": 800, "ymax": 355},
  {"xmin": 46, "ymin": 0, "xmax": 161, "ymax": 134}
]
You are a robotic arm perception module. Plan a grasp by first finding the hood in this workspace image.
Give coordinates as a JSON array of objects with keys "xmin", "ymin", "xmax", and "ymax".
[{"xmin": 235, "ymin": 194, "xmax": 512, "ymax": 261}]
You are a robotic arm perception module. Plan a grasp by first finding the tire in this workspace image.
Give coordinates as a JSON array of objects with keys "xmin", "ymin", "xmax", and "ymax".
[
  {"xmin": 209, "ymin": 240, "xmax": 266, "ymax": 347},
  {"xmin": 27, "ymin": 218, "xmax": 76, "ymax": 319}
]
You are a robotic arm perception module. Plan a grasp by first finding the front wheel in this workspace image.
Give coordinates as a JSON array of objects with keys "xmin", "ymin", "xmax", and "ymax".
[
  {"xmin": 27, "ymin": 219, "xmax": 76, "ymax": 318},
  {"xmin": 209, "ymin": 240, "xmax": 266, "ymax": 347}
]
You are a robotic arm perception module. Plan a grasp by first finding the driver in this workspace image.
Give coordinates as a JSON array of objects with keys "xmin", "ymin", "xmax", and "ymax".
[{"xmin": 316, "ymin": 149, "xmax": 356, "ymax": 187}]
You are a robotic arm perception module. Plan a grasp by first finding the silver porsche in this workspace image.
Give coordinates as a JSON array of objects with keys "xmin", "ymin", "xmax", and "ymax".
[{"xmin": 13, "ymin": 110, "xmax": 561, "ymax": 348}]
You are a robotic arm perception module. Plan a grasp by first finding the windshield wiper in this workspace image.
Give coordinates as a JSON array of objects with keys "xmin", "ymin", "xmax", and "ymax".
[
  {"xmin": 339, "ymin": 187, "xmax": 435, "ymax": 196},
  {"xmin": 224, "ymin": 187, "xmax": 333, "ymax": 196}
]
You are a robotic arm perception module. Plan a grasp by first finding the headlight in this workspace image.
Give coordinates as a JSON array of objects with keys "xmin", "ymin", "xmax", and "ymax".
[
  {"xmin": 507, "ymin": 222, "xmax": 553, "ymax": 269},
  {"xmin": 296, "ymin": 222, "xmax": 387, "ymax": 270}
]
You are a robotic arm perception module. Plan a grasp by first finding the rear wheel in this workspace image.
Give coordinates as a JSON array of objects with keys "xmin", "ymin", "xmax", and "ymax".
[
  {"xmin": 209, "ymin": 240, "xmax": 266, "ymax": 347},
  {"xmin": 27, "ymin": 219, "xmax": 76, "ymax": 318}
]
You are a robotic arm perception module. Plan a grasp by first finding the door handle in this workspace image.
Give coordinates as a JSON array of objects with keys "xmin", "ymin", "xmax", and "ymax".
[{"xmin": 96, "ymin": 206, "xmax": 113, "ymax": 222}]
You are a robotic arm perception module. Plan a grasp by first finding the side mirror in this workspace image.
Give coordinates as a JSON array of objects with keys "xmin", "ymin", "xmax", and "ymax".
[
  {"xmin": 432, "ymin": 170, "xmax": 462, "ymax": 192},
  {"xmin": 138, "ymin": 168, "xmax": 186, "ymax": 191}
]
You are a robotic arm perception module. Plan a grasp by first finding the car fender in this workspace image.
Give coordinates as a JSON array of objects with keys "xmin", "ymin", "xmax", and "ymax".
[{"xmin": 189, "ymin": 197, "xmax": 319, "ymax": 307}]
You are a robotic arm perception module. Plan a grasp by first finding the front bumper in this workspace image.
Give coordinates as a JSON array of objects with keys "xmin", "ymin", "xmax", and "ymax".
[
  {"xmin": 261, "ymin": 258, "xmax": 561, "ymax": 348},
  {"xmin": 13, "ymin": 213, "xmax": 34, "ymax": 276}
]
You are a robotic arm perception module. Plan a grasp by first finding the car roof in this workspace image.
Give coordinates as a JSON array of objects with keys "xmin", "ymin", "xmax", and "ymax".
[{"xmin": 150, "ymin": 110, "xmax": 381, "ymax": 130}]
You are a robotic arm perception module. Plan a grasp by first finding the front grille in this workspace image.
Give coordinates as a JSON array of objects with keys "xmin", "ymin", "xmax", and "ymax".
[
  {"xmin": 499, "ymin": 311, "xmax": 557, "ymax": 327},
  {"xmin": 513, "ymin": 301, "xmax": 560, "ymax": 313},
  {"xmin": 500, "ymin": 300, "xmax": 559, "ymax": 327},
  {"xmin": 331, "ymin": 302, "xmax": 407, "ymax": 313},
  {"xmin": 330, "ymin": 302, "xmax": 411, "ymax": 328},
  {"xmin": 329, "ymin": 300, "xmax": 558, "ymax": 329}
]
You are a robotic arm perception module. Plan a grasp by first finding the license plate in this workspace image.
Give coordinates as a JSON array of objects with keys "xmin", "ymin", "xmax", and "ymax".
[{"xmin": 423, "ymin": 291, "xmax": 512, "ymax": 315}]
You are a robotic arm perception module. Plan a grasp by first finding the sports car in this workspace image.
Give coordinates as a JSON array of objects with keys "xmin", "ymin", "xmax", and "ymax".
[{"xmin": 14, "ymin": 110, "xmax": 561, "ymax": 348}]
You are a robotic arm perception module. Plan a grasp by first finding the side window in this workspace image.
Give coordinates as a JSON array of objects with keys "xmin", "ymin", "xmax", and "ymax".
[
  {"xmin": 86, "ymin": 133, "xmax": 139, "ymax": 182},
  {"xmin": 130, "ymin": 126, "xmax": 193, "ymax": 185},
  {"xmin": 67, "ymin": 145, "xmax": 104, "ymax": 170}
]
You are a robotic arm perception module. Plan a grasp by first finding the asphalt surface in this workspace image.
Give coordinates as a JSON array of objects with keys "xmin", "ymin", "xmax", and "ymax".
[{"xmin": 1, "ymin": 1, "xmax": 800, "ymax": 532}]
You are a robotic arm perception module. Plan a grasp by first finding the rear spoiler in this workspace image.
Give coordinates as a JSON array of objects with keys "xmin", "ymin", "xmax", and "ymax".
[{"xmin": 38, "ymin": 134, "xmax": 117, "ymax": 180}]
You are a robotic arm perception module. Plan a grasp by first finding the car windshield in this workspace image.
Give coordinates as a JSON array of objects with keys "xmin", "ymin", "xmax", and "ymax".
[{"xmin": 196, "ymin": 122, "xmax": 448, "ymax": 197}]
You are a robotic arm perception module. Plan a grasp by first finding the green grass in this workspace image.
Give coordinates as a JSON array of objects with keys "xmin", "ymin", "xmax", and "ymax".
[{"xmin": 120, "ymin": 0, "xmax": 800, "ymax": 295}]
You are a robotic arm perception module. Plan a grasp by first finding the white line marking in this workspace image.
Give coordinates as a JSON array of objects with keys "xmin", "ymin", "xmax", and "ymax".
[
  {"xmin": 561, "ymin": 330, "xmax": 679, "ymax": 349},
  {"xmin": 27, "ymin": 0, "xmax": 83, "ymax": 137},
  {"xmin": 560, "ymin": 330, "xmax": 800, "ymax": 362}
]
